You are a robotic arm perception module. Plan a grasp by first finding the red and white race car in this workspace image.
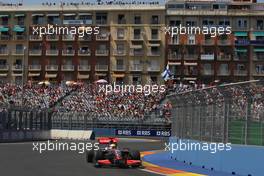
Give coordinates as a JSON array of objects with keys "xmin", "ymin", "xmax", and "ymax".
[{"xmin": 86, "ymin": 137, "xmax": 142, "ymax": 168}]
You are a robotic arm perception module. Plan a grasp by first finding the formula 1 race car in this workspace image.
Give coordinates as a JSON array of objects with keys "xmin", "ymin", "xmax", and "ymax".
[{"xmin": 86, "ymin": 137, "xmax": 142, "ymax": 168}]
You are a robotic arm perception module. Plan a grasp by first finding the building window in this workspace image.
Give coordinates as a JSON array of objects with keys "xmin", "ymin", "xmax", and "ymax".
[
  {"xmin": 118, "ymin": 14, "xmax": 126, "ymax": 24},
  {"xmin": 117, "ymin": 28, "xmax": 125, "ymax": 39},
  {"xmin": 237, "ymin": 19, "xmax": 247, "ymax": 29},
  {"xmin": 186, "ymin": 20, "xmax": 196, "ymax": 26},
  {"xmin": 257, "ymin": 20, "xmax": 264, "ymax": 30},
  {"xmin": 134, "ymin": 15, "xmax": 141, "ymax": 24},
  {"xmin": 169, "ymin": 20, "xmax": 181, "ymax": 26},
  {"xmin": 134, "ymin": 29, "xmax": 141, "ymax": 39},
  {"xmin": 188, "ymin": 34, "xmax": 195, "ymax": 44},
  {"xmin": 96, "ymin": 13, "xmax": 107, "ymax": 25},
  {"xmin": 151, "ymin": 29, "xmax": 158, "ymax": 40},
  {"xmin": 151, "ymin": 15, "xmax": 159, "ymax": 24}
]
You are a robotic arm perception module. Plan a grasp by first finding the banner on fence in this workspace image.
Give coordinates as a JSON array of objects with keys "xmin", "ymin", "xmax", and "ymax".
[{"xmin": 115, "ymin": 129, "xmax": 171, "ymax": 137}]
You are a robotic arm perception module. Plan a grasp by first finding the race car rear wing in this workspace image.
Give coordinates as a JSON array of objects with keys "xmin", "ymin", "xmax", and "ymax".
[{"xmin": 98, "ymin": 137, "xmax": 118, "ymax": 144}]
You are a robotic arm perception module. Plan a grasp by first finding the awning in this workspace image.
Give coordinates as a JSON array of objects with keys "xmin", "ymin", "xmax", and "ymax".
[
  {"xmin": 113, "ymin": 74, "xmax": 125, "ymax": 78},
  {"xmin": 47, "ymin": 14, "xmax": 60, "ymax": 17},
  {"xmin": 149, "ymin": 43, "xmax": 160, "ymax": 47},
  {"xmin": 130, "ymin": 45, "xmax": 142, "ymax": 49},
  {"xmin": 77, "ymin": 74, "xmax": 89, "ymax": 79},
  {"xmin": 28, "ymin": 73, "xmax": 40, "ymax": 77},
  {"xmin": 13, "ymin": 26, "xmax": 25, "ymax": 32},
  {"xmin": 184, "ymin": 62, "xmax": 198, "ymax": 66},
  {"xmin": 0, "ymin": 73, "xmax": 7, "ymax": 77},
  {"xmin": 95, "ymin": 73, "xmax": 107, "ymax": 76},
  {"xmin": 184, "ymin": 77, "xmax": 197, "ymax": 81},
  {"xmin": 12, "ymin": 73, "xmax": 22, "ymax": 77},
  {"xmin": 235, "ymin": 49, "xmax": 247, "ymax": 52},
  {"xmin": 254, "ymin": 48, "xmax": 264, "ymax": 52},
  {"xmin": 0, "ymin": 27, "xmax": 9, "ymax": 32},
  {"xmin": 253, "ymin": 32, "xmax": 264, "ymax": 37},
  {"xmin": 0, "ymin": 15, "xmax": 9, "ymax": 18},
  {"xmin": 15, "ymin": 14, "xmax": 25, "ymax": 17},
  {"xmin": 234, "ymin": 32, "xmax": 248, "ymax": 37},
  {"xmin": 168, "ymin": 62, "xmax": 181, "ymax": 65},
  {"xmin": 32, "ymin": 14, "xmax": 44, "ymax": 17},
  {"xmin": 45, "ymin": 73, "xmax": 57, "ymax": 78},
  {"xmin": 63, "ymin": 13, "xmax": 76, "ymax": 16},
  {"xmin": 79, "ymin": 13, "xmax": 92, "ymax": 16}
]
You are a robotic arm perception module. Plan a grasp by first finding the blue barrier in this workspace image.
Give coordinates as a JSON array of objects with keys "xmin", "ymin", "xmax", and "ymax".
[
  {"xmin": 169, "ymin": 137, "xmax": 264, "ymax": 176},
  {"xmin": 92, "ymin": 128, "xmax": 116, "ymax": 136}
]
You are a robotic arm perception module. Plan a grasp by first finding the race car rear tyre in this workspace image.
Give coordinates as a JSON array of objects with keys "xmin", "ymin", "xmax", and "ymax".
[
  {"xmin": 95, "ymin": 150, "xmax": 104, "ymax": 161},
  {"xmin": 130, "ymin": 150, "xmax": 141, "ymax": 160},
  {"xmin": 86, "ymin": 150, "xmax": 94, "ymax": 163}
]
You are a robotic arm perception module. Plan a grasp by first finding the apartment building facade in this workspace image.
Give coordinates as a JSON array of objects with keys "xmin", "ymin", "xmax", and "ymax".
[
  {"xmin": 0, "ymin": 4, "xmax": 165, "ymax": 84},
  {"xmin": 166, "ymin": 0, "xmax": 264, "ymax": 83},
  {"xmin": 0, "ymin": 1, "xmax": 263, "ymax": 84}
]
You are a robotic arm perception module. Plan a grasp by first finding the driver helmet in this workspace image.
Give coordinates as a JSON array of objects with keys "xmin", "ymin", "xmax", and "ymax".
[{"xmin": 109, "ymin": 143, "xmax": 117, "ymax": 149}]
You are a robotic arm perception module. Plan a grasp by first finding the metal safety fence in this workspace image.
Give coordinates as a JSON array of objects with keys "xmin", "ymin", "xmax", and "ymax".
[{"xmin": 168, "ymin": 80, "xmax": 264, "ymax": 146}]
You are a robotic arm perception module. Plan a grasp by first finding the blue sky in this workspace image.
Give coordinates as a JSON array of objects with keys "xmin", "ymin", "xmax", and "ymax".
[{"xmin": 4, "ymin": 0, "xmax": 264, "ymax": 4}]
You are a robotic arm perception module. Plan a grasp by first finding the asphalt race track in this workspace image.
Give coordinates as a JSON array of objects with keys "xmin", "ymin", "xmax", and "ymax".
[{"xmin": 0, "ymin": 139, "xmax": 165, "ymax": 176}]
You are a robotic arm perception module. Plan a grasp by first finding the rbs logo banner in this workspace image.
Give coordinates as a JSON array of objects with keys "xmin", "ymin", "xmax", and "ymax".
[{"xmin": 115, "ymin": 129, "xmax": 171, "ymax": 137}]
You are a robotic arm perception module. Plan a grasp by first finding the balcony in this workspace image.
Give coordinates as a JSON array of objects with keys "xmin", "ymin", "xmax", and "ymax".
[
  {"xmin": 184, "ymin": 70, "xmax": 198, "ymax": 76},
  {"xmin": 62, "ymin": 35, "xmax": 75, "ymax": 41},
  {"xmin": 250, "ymin": 40, "xmax": 264, "ymax": 45},
  {"xmin": 62, "ymin": 50, "xmax": 75, "ymax": 56},
  {"xmin": 96, "ymin": 33, "xmax": 109, "ymax": 41},
  {"xmin": 130, "ymin": 65, "xmax": 143, "ymax": 72},
  {"xmin": 202, "ymin": 39, "xmax": 214, "ymax": 45},
  {"xmin": 12, "ymin": 65, "xmax": 23, "ymax": 71},
  {"xmin": 217, "ymin": 55, "xmax": 231, "ymax": 61},
  {"xmin": 78, "ymin": 35, "xmax": 92, "ymax": 41},
  {"xmin": 28, "ymin": 65, "xmax": 41, "ymax": 71},
  {"xmin": 217, "ymin": 70, "xmax": 230, "ymax": 76},
  {"xmin": 0, "ymin": 35, "xmax": 10, "ymax": 40},
  {"xmin": 29, "ymin": 50, "xmax": 42, "ymax": 56},
  {"xmin": 95, "ymin": 50, "xmax": 109, "ymax": 56},
  {"xmin": 234, "ymin": 70, "xmax": 248, "ymax": 76},
  {"xmin": 147, "ymin": 51, "xmax": 160, "ymax": 56},
  {"xmin": 46, "ymin": 35, "xmax": 59, "ymax": 41},
  {"xmin": 218, "ymin": 40, "xmax": 231, "ymax": 45},
  {"xmin": 95, "ymin": 65, "xmax": 108, "ymax": 71},
  {"xmin": 184, "ymin": 54, "xmax": 198, "ymax": 60},
  {"xmin": 200, "ymin": 54, "xmax": 214, "ymax": 61},
  {"xmin": 132, "ymin": 34, "xmax": 143, "ymax": 41},
  {"xmin": 168, "ymin": 53, "xmax": 181, "ymax": 60},
  {"xmin": 234, "ymin": 55, "xmax": 248, "ymax": 61},
  {"xmin": 0, "ymin": 65, "xmax": 9, "ymax": 71},
  {"xmin": 78, "ymin": 65, "xmax": 91, "ymax": 71},
  {"xmin": 235, "ymin": 40, "xmax": 250, "ymax": 45},
  {"xmin": 61, "ymin": 65, "xmax": 75, "ymax": 71},
  {"xmin": 29, "ymin": 35, "xmax": 42, "ymax": 41},
  {"xmin": 169, "ymin": 38, "xmax": 179, "ymax": 45},
  {"xmin": 0, "ymin": 49, "xmax": 9, "ymax": 56},
  {"xmin": 147, "ymin": 66, "xmax": 160, "ymax": 72},
  {"xmin": 14, "ymin": 35, "xmax": 26, "ymax": 40},
  {"xmin": 46, "ymin": 50, "xmax": 59, "ymax": 56},
  {"xmin": 12, "ymin": 49, "xmax": 24, "ymax": 56},
  {"xmin": 78, "ymin": 49, "xmax": 91, "ymax": 56},
  {"xmin": 130, "ymin": 50, "xmax": 144, "ymax": 56},
  {"xmin": 253, "ymin": 54, "xmax": 264, "ymax": 61},
  {"xmin": 201, "ymin": 69, "xmax": 214, "ymax": 76},
  {"xmin": 45, "ymin": 65, "xmax": 58, "ymax": 71},
  {"xmin": 112, "ymin": 65, "xmax": 126, "ymax": 71},
  {"xmin": 113, "ymin": 49, "xmax": 126, "ymax": 56}
]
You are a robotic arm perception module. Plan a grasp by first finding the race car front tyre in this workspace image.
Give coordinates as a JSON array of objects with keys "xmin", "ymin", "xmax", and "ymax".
[
  {"xmin": 130, "ymin": 150, "xmax": 141, "ymax": 160},
  {"xmin": 86, "ymin": 150, "xmax": 94, "ymax": 163}
]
